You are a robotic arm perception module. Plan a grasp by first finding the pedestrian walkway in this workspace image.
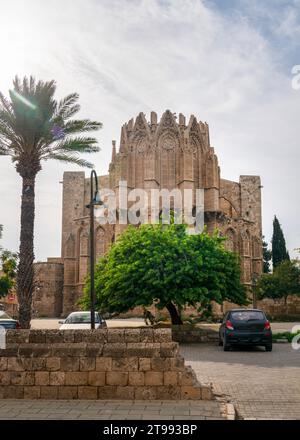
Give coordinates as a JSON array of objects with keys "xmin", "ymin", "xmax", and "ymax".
[{"xmin": 0, "ymin": 399, "xmax": 224, "ymax": 420}]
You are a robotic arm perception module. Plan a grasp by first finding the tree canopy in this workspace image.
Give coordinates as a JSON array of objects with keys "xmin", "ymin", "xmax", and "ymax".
[
  {"xmin": 272, "ymin": 216, "xmax": 289, "ymax": 268},
  {"xmin": 0, "ymin": 227, "xmax": 18, "ymax": 298},
  {"xmin": 257, "ymin": 259, "xmax": 300, "ymax": 305},
  {"xmin": 81, "ymin": 224, "xmax": 247, "ymax": 324}
]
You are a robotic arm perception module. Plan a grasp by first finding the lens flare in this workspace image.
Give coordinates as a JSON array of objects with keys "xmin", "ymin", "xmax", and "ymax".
[{"xmin": 10, "ymin": 90, "xmax": 37, "ymax": 110}]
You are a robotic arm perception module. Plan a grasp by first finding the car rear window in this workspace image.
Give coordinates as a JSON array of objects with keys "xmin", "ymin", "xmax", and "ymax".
[
  {"xmin": 66, "ymin": 313, "xmax": 100, "ymax": 324},
  {"xmin": 231, "ymin": 311, "xmax": 265, "ymax": 321}
]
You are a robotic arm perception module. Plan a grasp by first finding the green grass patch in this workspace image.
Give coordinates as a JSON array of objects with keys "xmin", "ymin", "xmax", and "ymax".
[{"xmin": 272, "ymin": 331, "xmax": 300, "ymax": 342}]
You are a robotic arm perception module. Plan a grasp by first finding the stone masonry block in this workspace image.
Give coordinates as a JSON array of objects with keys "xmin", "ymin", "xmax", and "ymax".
[
  {"xmin": 78, "ymin": 386, "xmax": 98, "ymax": 399},
  {"xmin": 153, "ymin": 329, "xmax": 172, "ymax": 342},
  {"xmin": 126, "ymin": 343, "xmax": 160, "ymax": 358},
  {"xmin": 24, "ymin": 386, "xmax": 41, "ymax": 399},
  {"xmin": 178, "ymin": 367, "xmax": 198, "ymax": 386},
  {"xmin": 40, "ymin": 386, "xmax": 58, "ymax": 399},
  {"xmin": 107, "ymin": 329, "xmax": 125, "ymax": 343},
  {"xmin": 19, "ymin": 344, "xmax": 52, "ymax": 358},
  {"xmin": 58, "ymin": 386, "xmax": 78, "ymax": 399},
  {"xmin": 144, "ymin": 371, "xmax": 164, "ymax": 386},
  {"xmin": 106, "ymin": 372, "xmax": 128, "ymax": 386},
  {"xmin": 160, "ymin": 342, "xmax": 179, "ymax": 357},
  {"xmin": 60, "ymin": 357, "xmax": 80, "ymax": 371},
  {"xmin": 140, "ymin": 328, "xmax": 154, "ymax": 342},
  {"xmin": 0, "ymin": 359, "xmax": 7, "ymax": 371},
  {"xmin": 80, "ymin": 330, "xmax": 108, "ymax": 343},
  {"xmin": 35, "ymin": 372, "xmax": 50, "ymax": 386},
  {"xmin": 151, "ymin": 358, "xmax": 170, "ymax": 371},
  {"xmin": 11, "ymin": 372, "xmax": 35, "ymax": 386},
  {"xmin": 88, "ymin": 372, "xmax": 106, "ymax": 386},
  {"xmin": 49, "ymin": 372, "xmax": 65, "ymax": 386},
  {"xmin": 85, "ymin": 344, "xmax": 104, "ymax": 357},
  {"xmin": 103, "ymin": 343, "xmax": 127, "ymax": 358},
  {"xmin": 163, "ymin": 371, "xmax": 178, "ymax": 386},
  {"xmin": 124, "ymin": 329, "xmax": 141, "ymax": 343},
  {"xmin": 23, "ymin": 358, "xmax": 46, "ymax": 371},
  {"xmin": 51, "ymin": 343, "xmax": 87, "ymax": 358},
  {"xmin": 181, "ymin": 385, "xmax": 201, "ymax": 400},
  {"xmin": 201, "ymin": 385, "xmax": 213, "ymax": 400},
  {"xmin": 2, "ymin": 385, "xmax": 24, "ymax": 399},
  {"xmin": 65, "ymin": 372, "xmax": 88, "ymax": 386},
  {"xmin": 156, "ymin": 385, "xmax": 181, "ymax": 400},
  {"xmin": 0, "ymin": 372, "xmax": 11, "ymax": 385},
  {"xmin": 111, "ymin": 357, "xmax": 139, "ymax": 372},
  {"xmin": 128, "ymin": 372, "xmax": 145, "ymax": 386},
  {"xmin": 139, "ymin": 358, "xmax": 151, "ymax": 371},
  {"xmin": 170, "ymin": 357, "xmax": 185, "ymax": 371},
  {"xmin": 115, "ymin": 386, "xmax": 135, "ymax": 399},
  {"xmin": 29, "ymin": 330, "xmax": 46, "ymax": 343},
  {"xmin": 46, "ymin": 358, "xmax": 60, "ymax": 371},
  {"xmin": 7, "ymin": 358, "xmax": 24, "ymax": 371},
  {"xmin": 6, "ymin": 330, "xmax": 30, "ymax": 344},
  {"xmin": 79, "ymin": 357, "xmax": 95, "ymax": 371},
  {"xmin": 96, "ymin": 357, "xmax": 112, "ymax": 371},
  {"xmin": 97, "ymin": 385, "xmax": 117, "ymax": 399},
  {"xmin": 134, "ymin": 386, "xmax": 157, "ymax": 400}
]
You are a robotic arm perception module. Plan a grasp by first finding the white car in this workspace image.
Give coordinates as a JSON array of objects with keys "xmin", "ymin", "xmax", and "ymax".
[{"xmin": 59, "ymin": 311, "xmax": 106, "ymax": 329}]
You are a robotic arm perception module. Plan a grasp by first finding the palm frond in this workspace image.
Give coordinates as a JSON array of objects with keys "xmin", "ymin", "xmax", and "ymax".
[
  {"xmin": 52, "ymin": 137, "xmax": 100, "ymax": 154},
  {"xmin": 44, "ymin": 152, "xmax": 94, "ymax": 168},
  {"xmin": 55, "ymin": 93, "xmax": 79, "ymax": 119},
  {"xmin": 63, "ymin": 119, "xmax": 103, "ymax": 135}
]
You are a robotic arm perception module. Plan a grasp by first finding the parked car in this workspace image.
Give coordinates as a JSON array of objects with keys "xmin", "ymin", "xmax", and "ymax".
[
  {"xmin": 219, "ymin": 309, "xmax": 272, "ymax": 352},
  {"xmin": 0, "ymin": 311, "xmax": 20, "ymax": 329},
  {"xmin": 59, "ymin": 311, "xmax": 107, "ymax": 329}
]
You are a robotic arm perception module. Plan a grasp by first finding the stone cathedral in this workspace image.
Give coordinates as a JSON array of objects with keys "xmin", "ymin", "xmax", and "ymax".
[{"xmin": 33, "ymin": 110, "xmax": 263, "ymax": 317}]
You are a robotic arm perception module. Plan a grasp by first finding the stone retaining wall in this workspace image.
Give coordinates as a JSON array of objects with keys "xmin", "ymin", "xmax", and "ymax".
[
  {"xmin": 0, "ymin": 329, "xmax": 213, "ymax": 401},
  {"xmin": 171, "ymin": 326, "xmax": 219, "ymax": 343}
]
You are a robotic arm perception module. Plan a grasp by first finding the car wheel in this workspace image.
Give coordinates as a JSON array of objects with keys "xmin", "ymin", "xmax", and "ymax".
[
  {"xmin": 223, "ymin": 336, "xmax": 230, "ymax": 351},
  {"xmin": 265, "ymin": 344, "xmax": 273, "ymax": 352}
]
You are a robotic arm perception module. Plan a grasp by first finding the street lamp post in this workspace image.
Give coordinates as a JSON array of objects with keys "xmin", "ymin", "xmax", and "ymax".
[{"xmin": 87, "ymin": 170, "xmax": 102, "ymax": 329}]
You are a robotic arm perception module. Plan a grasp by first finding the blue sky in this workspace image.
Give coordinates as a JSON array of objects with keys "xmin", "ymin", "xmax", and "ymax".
[{"xmin": 0, "ymin": 0, "xmax": 299, "ymax": 260}]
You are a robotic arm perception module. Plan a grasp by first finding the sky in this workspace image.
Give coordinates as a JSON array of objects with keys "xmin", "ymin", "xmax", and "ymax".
[{"xmin": 0, "ymin": 0, "xmax": 299, "ymax": 261}]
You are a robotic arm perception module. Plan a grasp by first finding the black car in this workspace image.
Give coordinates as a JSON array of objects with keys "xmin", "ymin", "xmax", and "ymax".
[
  {"xmin": 219, "ymin": 309, "xmax": 272, "ymax": 352},
  {"xmin": 0, "ymin": 311, "xmax": 20, "ymax": 329}
]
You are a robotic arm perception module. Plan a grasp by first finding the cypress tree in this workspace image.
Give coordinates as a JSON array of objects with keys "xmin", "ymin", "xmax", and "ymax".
[{"xmin": 271, "ymin": 216, "xmax": 289, "ymax": 268}]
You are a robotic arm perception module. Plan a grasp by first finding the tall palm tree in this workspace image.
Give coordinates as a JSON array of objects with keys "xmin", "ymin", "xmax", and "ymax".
[{"xmin": 0, "ymin": 76, "xmax": 102, "ymax": 328}]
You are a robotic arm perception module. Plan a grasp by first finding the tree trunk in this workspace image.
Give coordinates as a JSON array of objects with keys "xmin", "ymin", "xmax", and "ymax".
[
  {"xmin": 166, "ymin": 302, "xmax": 183, "ymax": 325},
  {"xmin": 16, "ymin": 176, "xmax": 36, "ymax": 328}
]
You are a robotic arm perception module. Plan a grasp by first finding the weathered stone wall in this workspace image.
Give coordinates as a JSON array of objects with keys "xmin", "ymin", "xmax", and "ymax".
[
  {"xmin": 171, "ymin": 326, "xmax": 219, "ymax": 343},
  {"xmin": 32, "ymin": 262, "xmax": 64, "ymax": 317},
  {"xmin": 0, "ymin": 329, "xmax": 213, "ymax": 401},
  {"xmin": 257, "ymin": 295, "xmax": 300, "ymax": 318}
]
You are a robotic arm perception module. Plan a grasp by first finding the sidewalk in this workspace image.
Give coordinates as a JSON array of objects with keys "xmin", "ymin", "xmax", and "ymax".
[{"xmin": 0, "ymin": 399, "xmax": 225, "ymax": 420}]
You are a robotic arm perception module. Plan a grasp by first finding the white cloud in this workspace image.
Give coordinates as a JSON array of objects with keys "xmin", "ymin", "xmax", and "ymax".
[{"xmin": 0, "ymin": 0, "xmax": 299, "ymax": 259}]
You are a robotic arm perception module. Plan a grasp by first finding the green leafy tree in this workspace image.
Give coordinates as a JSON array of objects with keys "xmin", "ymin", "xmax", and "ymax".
[
  {"xmin": 257, "ymin": 260, "xmax": 300, "ymax": 307},
  {"xmin": 0, "ymin": 250, "xmax": 18, "ymax": 298},
  {"xmin": 81, "ymin": 224, "xmax": 247, "ymax": 325},
  {"xmin": 262, "ymin": 236, "xmax": 272, "ymax": 273},
  {"xmin": 0, "ymin": 76, "xmax": 102, "ymax": 327},
  {"xmin": 272, "ymin": 216, "xmax": 289, "ymax": 268},
  {"xmin": 0, "ymin": 226, "xmax": 18, "ymax": 298}
]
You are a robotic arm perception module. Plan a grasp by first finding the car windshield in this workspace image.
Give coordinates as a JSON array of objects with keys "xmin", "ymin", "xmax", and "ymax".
[
  {"xmin": 231, "ymin": 311, "xmax": 265, "ymax": 321},
  {"xmin": 65, "ymin": 313, "xmax": 100, "ymax": 324},
  {"xmin": 0, "ymin": 311, "xmax": 12, "ymax": 320}
]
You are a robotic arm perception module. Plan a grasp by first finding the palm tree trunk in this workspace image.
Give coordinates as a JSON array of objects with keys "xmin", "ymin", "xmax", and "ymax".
[
  {"xmin": 166, "ymin": 302, "xmax": 183, "ymax": 325},
  {"xmin": 16, "ymin": 176, "xmax": 36, "ymax": 328}
]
